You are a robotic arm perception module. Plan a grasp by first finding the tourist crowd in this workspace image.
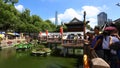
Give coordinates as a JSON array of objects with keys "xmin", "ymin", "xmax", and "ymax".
[{"xmin": 86, "ymin": 25, "xmax": 120, "ymax": 68}]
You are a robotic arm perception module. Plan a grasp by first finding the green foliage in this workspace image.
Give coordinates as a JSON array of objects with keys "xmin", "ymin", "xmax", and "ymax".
[
  {"xmin": 86, "ymin": 24, "xmax": 91, "ymax": 29},
  {"xmin": 45, "ymin": 20, "xmax": 56, "ymax": 32},
  {"xmin": 0, "ymin": 0, "xmax": 57, "ymax": 33},
  {"xmin": 55, "ymin": 25, "xmax": 67, "ymax": 32},
  {"xmin": 3, "ymin": 0, "xmax": 18, "ymax": 5}
]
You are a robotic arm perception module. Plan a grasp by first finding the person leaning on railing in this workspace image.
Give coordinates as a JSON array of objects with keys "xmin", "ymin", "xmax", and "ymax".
[{"xmin": 91, "ymin": 26, "xmax": 104, "ymax": 59}]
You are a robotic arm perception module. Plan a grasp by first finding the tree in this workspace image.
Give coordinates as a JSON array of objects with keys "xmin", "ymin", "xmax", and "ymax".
[
  {"xmin": 0, "ymin": 0, "xmax": 57, "ymax": 33},
  {"xmin": 86, "ymin": 24, "xmax": 91, "ymax": 29},
  {"xmin": 3, "ymin": 0, "xmax": 18, "ymax": 5},
  {"xmin": 31, "ymin": 15, "xmax": 43, "ymax": 24},
  {"xmin": 0, "ymin": 1, "xmax": 20, "ymax": 31},
  {"xmin": 45, "ymin": 20, "xmax": 56, "ymax": 31},
  {"xmin": 3, "ymin": 0, "xmax": 9, "ymax": 3},
  {"xmin": 20, "ymin": 9, "xmax": 31, "ymax": 24},
  {"xmin": 10, "ymin": 0, "xmax": 18, "ymax": 5}
]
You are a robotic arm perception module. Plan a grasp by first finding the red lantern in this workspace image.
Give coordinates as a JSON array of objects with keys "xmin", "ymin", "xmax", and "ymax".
[
  {"xmin": 60, "ymin": 27, "xmax": 63, "ymax": 35},
  {"xmin": 46, "ymin": 30, "xmax": 48, "ymax": 36}
]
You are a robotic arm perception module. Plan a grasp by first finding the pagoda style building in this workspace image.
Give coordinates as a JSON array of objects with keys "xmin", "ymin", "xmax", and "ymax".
[{"xmin": 64, "ymin": 18, "xmax": 85, "ymax": 32}]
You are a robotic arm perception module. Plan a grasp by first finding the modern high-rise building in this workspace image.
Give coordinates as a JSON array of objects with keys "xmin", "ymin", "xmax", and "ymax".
[
  {"xmin": 55, "ymin": 11, "xmax": 58, "ymax": 26},
  {"xmin": 97, "ymin": 12, "xmax": 107, "ymax": 28},
  {"xmin": 107, "ymin": 19, "xmax": 112, "ymax": 25}
]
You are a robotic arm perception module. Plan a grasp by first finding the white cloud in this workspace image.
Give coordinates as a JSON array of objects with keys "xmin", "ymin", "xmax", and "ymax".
[
  {"xmin": 87, "ymin": 18, "xmax": 97, "ymax": 28},
  {"xmin": 49, "ymin": 5, "xmax": 108, "ymax": 28},
  {"xmin": 81, "ymin": 6, "xmax": 101, "ymax": 17},
  {"xmin": 49, "ymin": 17, "xmax": 61, "ymax": 24},
  {"xmin": 15, "ymin": 5, "xmax": 24, "ymax": 12},
  {"xmin": 99, "ymin": 5, "xmax": 109, "ymax": 11},
  {"xmin": 58, "ymin": 8, "xmax": 82, "ymax": 22},
  {"xmin": 49, "ymin": 8, "xmax": 82, "ymax": 25}
]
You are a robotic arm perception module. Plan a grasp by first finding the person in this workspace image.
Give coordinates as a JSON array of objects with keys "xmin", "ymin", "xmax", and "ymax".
[
  {"xmin": 91, "ymin": 26, "xmax": 104, "ymax": 59},
  {"xmin": 102, "ymin": 30, "xmax": 111, "ymax": 63},
  {"xmin": 109, "ymin": 29, "xmax": 120, "ymax": 68},
  {"xmin": 85, "ymin": 31, "xmax": 94, "ymax": 45},
  {"xmin": 74, "ymin": 34, "xmax": 78, "ymax": 44}
]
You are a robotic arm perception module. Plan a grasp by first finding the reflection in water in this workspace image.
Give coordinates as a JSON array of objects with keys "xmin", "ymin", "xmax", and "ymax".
[
  {"xmin": 0, "ymin": 48, "xmax": 16, "ymax": 60},
  {"xmin": 15, "ymin": 51, "xmax": 30, "ymax": 59},
  {"xmin": 0, "ymin": 48, "xmax": 81, "ymax": 68},
  {"xmin": 0, "ymin": 48, "xmax": 30, "ymax": 60}
]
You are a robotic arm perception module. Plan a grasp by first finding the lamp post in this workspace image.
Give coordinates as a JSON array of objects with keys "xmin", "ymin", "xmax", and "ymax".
[{"xmin": 83, "ymin": 11, "xmax": 86, "ymax": 39}]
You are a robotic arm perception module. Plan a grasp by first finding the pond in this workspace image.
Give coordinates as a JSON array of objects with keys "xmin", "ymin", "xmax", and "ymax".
[{"xmin": 0, "ymin": 48, "xmax": 83, "ymax": 68}]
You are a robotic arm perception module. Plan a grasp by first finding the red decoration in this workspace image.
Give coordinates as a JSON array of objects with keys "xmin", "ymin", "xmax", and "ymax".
[
  {"xmin": 46, "ymin": 30, "xmax": 48, "ymax": 36},
  {"xmin": 60, "ymin": 27, "xmax": 63, "ymax": 35},
  {"xmin": 104, "ymin": 26, "xmax": 117, "ymax": 31}
]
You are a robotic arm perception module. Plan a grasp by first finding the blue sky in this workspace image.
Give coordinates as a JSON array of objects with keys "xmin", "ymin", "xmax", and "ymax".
[{"xmin": 15, "ymin": 0, "xmax": 120, "ymax": 27}]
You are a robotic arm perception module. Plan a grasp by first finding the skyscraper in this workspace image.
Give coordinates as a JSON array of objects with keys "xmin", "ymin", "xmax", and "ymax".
[
  {"xmin": 97, "ymin": 12, "xmax": 107, "ymax": 28},
  {"xmin": 55, "ymin": 11, "xmax": 58, "ymax": 26}
]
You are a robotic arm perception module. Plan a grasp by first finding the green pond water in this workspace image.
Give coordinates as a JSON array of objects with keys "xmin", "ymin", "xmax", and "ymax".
[{"xmin": 0, "ymin": 48, "xmax": 83, "ymax": 68}]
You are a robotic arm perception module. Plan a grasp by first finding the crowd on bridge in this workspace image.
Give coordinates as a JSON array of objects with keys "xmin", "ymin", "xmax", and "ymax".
[{"xmin": 85, "ymin": 24, "xmax": 120, "ymax": 68}]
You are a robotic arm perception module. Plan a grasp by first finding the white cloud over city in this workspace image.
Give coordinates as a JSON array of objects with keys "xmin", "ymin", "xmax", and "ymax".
[
  {"xmin": 14, "ymin": 4, "xmax": 108, "ymax": 28},
  {"xmin": 15, "ymin": 5, "xmax": 25, "ymax": 12},
  {"xmin": 49, "ymin": 5, "xmax": 108, "ymax": 28}
]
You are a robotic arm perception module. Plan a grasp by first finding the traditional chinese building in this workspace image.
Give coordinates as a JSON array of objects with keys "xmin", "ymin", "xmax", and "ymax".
[{"xmin": 64, "ymin": 18, "xmax": 84, "ymax": 32}]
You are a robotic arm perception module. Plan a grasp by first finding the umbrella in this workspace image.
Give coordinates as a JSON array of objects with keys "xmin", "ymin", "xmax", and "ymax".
[
  {"xmin": 104, "ymin": 26, "xmax": 117, "ymax": 31},
  {"xmin": 0, "ymin": 32, "xmax": 5, "ymax": 34},
  {"xmin": 14, "ymin": 33, "xmax": 20, "ymax": 36},
  {"xmin": 0, "ymin": 34, "xmax": 5, "ymax": 38},
  {"xmin": 7, "ymin": 32, "xmax": 14, "ymax": 35},
  {"xmin": 7, "ymin": 32, "xmax": 20, "ymax": 36}
]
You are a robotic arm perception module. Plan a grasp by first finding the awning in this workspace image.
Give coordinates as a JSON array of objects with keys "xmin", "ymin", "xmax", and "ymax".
[{"xmin": 7, "ymin": 32, "xmax": 14, "ymax": 35}]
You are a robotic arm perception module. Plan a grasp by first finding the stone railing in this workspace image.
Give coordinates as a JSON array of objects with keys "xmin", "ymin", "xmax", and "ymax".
[
  {"xmin": 0, "ymin": 37, "xmax": 25, "ymax": 47},
  {"xmin": 84, "ymin": 44, "xmax": 110, "ymax": 68}
]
